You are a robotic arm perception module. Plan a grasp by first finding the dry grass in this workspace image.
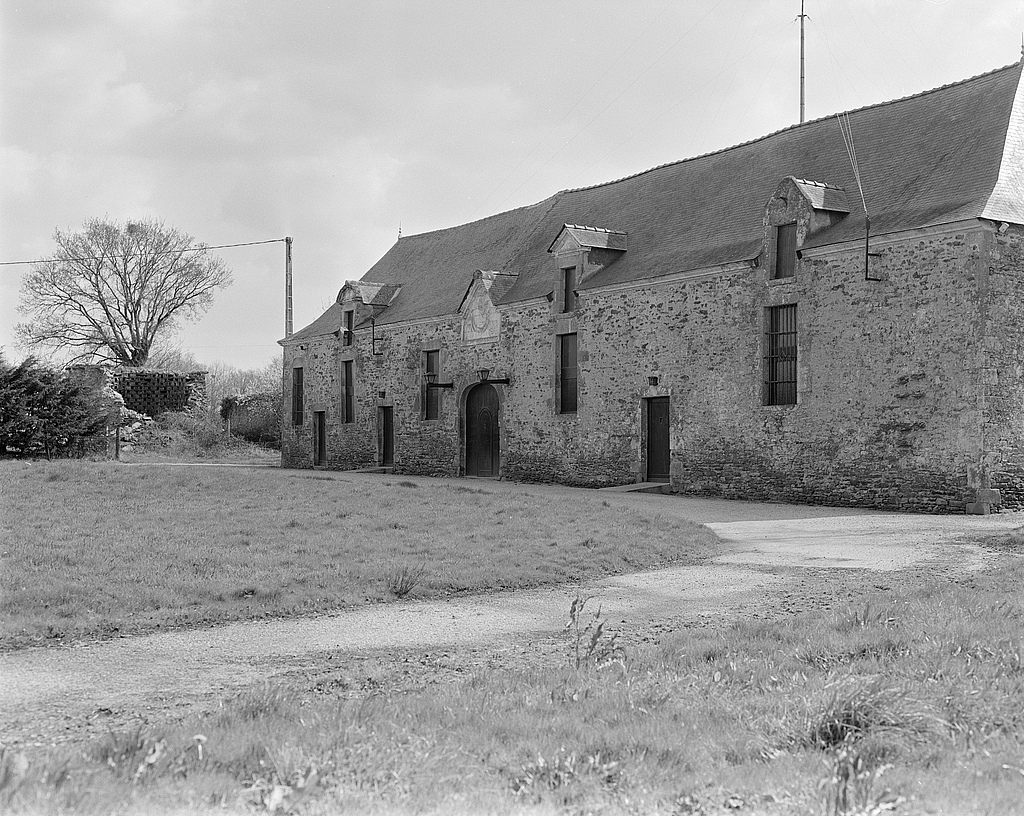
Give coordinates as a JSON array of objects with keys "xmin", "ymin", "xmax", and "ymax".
[
  {"xmin": 4, "ymin": 560, "xmax": 1023, "ymax": 815},
  {"xmin": 0, "ymin": 460, "xmax": 717, "ymax": 649}
]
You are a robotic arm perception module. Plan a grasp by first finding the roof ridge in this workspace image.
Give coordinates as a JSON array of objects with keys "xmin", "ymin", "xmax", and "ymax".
[
  {"xmin": 397, "ymin": 193, "xmax": 560, "ymax": 241},
  {"xmin": 564, "ymin": 223, "xmax": 627, "ymax": 234},
  {"xmin": 793, "ymin": 178, "xmax": 846, "ymax": 190},
  {"xmin": 561, "ymin": 62, "xmax": 1024, "ymax": 197}
]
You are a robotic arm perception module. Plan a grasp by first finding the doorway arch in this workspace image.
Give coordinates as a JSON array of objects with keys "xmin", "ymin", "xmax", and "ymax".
[{"xmin": 465, "ymin": 383, "xmax": 500, "ymax": 477}]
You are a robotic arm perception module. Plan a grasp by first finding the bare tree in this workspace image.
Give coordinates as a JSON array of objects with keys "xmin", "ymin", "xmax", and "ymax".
[{"xmin": 16, "ymin": 218, "xmax": 232, "ymax": 367}]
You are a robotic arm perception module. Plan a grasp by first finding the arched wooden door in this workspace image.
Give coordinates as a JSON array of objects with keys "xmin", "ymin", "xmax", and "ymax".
[{"xmin": 465, "ymin": 383, "xmax": 500, "ymax": 477}]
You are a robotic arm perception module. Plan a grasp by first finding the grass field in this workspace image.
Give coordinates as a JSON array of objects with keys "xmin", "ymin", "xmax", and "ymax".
[
  {"xmin": 0, "ymin": 460, "xmax": 718, "ymax": 649},
  {"xmin": 3, "ymin": 559, "xmax": 1023, "ymax": 815},
  {"xmin": 4, "ymin": 459, "xmax": 1022, "ymax": 814}
]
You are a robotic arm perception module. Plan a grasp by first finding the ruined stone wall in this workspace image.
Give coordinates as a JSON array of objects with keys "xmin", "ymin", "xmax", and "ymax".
[
  {"xmin": 113, "ymin": 369, "xmax": 208, "ymax": 417},
  {"xmin": 982, "ymin": 222, "xmax": 1024, "ymax": 508}
]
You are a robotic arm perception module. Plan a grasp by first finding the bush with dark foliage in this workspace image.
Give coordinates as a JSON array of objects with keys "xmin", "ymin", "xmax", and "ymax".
[
  {"xmin": 219, "ymin": 392, "xmax": 281, "ymax": 449},
  {"xmin": 0, "ymin": 355, "xmax": 106, "ymax": 458}
]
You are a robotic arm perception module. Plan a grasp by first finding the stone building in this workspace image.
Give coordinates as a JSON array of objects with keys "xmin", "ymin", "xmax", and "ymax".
[{"xmin": 280, "ymin": 63, "xmax": 1024, "ymax": 513}]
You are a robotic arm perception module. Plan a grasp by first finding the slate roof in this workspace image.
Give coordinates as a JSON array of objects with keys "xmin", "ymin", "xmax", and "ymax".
[
  {"xmin": 288, "ymin": 62, "xmax": 1024, "ymax": 337},
  {"xmin": 287, "ymin": 302, "xmax": 346, "ymax": 343}
]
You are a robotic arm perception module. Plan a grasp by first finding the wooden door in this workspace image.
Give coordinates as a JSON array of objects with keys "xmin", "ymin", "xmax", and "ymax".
[
  {"xmin": 465, "ymin": 384, "xmax": 499, "ymax": 477},
  {"xmin": 646, "ymin": 397, "xmax": 670, "ymax": 482},
  {"xmin": 313, "ymin": 411, "xmax": 327, "ymax": 466},
  {"xmin": 380, "ymin": 407, "xmax": 394, "ymax": 466}
]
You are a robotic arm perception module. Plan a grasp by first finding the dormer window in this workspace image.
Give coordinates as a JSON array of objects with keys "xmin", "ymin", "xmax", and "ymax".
[
  {"xmin": 764, "ymin": 178, "xmax": 850, "ymax": 280},
  {"xmin": 561, "ymin": 265, "xmax": 576, "ymax": 313},
  {"xmin": 547, "ymin": 224, "xmax": 626, "ymax": 302},
  {"xmin": 774, "ymin": 223, "xmax": 797, "ymax": 279},
  {"xmin": 343, "ymin": 309, "xmax": 354, "ymax": 346}
]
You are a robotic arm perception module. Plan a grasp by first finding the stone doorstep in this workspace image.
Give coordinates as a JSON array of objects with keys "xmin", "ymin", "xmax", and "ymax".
[{"xmin": 599, "ymin": 481, "xmax": 673, "ymax": 495}]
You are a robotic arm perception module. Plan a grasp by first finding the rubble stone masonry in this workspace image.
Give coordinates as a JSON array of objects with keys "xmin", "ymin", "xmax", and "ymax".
[{"xmin": 281, "ymin": 219, "xmax": 1022, "ymax": 512}]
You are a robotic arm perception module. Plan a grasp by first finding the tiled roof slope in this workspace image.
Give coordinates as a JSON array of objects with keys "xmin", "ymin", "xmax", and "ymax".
[
  {"xmin": 512, "ymin": 61, "xmax": 1024, "ymax": 297},
  {"xmin": 354, "ymin": 197, "xmax": 559, "ymax": 325},
  {"xmin": 296, "ymin": 62, "xmax": 1021, "ymax": 334}
]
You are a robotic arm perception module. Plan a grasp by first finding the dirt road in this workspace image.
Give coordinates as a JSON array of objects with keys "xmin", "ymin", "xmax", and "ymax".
[{"xmin": 1, "ymin": 485, "xmax": 1018, "ymax": 749}]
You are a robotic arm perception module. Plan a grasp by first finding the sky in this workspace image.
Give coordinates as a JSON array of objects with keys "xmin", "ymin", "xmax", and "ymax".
[{"xmin": 1, "ymin": 0, "xmax": 1022, "ymax": 370}]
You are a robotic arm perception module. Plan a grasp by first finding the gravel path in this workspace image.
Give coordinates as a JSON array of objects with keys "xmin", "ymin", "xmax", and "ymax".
[{"xmin": 2, "ymin": 484, "xmax": 1019, "ymax": 750}]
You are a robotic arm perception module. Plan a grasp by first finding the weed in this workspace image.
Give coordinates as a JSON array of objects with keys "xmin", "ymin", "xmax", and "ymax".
[
  {"xmin": 91, "ymin": 728, "xmax": 165, "ymax": 782},
  {"xmin": 242, "ymin": 763, "xmax": 320, "ymax": 813},
  {"xmin": 818, "ymin": 738, "xmax": 902, "ymax": 816},
  {"xmin": 805, "ymin": 679, "xmax": 923, "ymax": 750},
  {"xmin": 0, "ymin": 750, "xmax": 31, "ymax": 809},
  {"xmin": 564, "ymin": 593, "xmax": 625, "ymax": 671},
  {"xmin": 839, "ymin": 603, "xmax": 897, "ymax": 632},
  {"xmin": 444, "ymin": 484, "xmax": 491, "ymax": 495},
  {"xmin": 396, "ymin": 480, "xmax": 419, "ymax": 488},
  {"xmin": 385, "ymin": 562, "xmax": 427, "ymax": 598},
  {"xmin": 509, "ymin": 749, "xmax": 621, "ymax": 802}
]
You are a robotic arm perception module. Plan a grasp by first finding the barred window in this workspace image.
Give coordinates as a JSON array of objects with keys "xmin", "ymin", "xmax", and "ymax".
[
  {"xmin": 291, "ymin": 367, "xmax": 304, "ymax": 426},
  {"xmin": 765, "ymin": 304, "xmax": 797, "ymax": 405},
  {"xmin": 341, "ymin": 360, "xmax": 354, "ymax": 423},
  {"xmin": 559, "ymin": 333, "xmax": 578, "ymax": 414},
  {"xmin": 774, "ymin": 223, "xmax": 797, "ymax": 279}
]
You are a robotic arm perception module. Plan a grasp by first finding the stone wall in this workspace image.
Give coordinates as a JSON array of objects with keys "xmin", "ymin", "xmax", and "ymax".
[
  {"xmin": 282, "ymin": 220, "xmax": 1019, "ymax": 512},
  {"xmin": 982, "ymin": 222, "xmax": 1024, "ymax": 508}
]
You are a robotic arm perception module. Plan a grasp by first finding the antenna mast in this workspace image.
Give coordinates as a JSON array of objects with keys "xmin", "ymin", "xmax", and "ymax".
[
  {"xmin": 284, "ymin": 236, "xmax": 293, "ymax": 338},
  {"xmin": 799, "ymin": 0, "xmax": 808, "ymax": 123}
]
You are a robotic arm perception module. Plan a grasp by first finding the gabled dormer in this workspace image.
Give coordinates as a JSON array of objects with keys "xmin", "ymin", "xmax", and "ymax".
[
  {"xmin": 458, "ymin": 269, "xmax": 518, "ymax": 343},
  {"xmin": 763, "ymin": 178, "xmax": 850, "ymax": 280},
  {"xmin": 336, "ymin": 281, "xmax": 401, "ymax": 346},
  {"xmin": 547, "ymin": 224, "xmax": 627, "ymax": 312}
]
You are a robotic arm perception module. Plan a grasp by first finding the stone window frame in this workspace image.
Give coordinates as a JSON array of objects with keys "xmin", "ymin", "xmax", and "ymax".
[
  {"xmin": 342, "ymin": 309, "xmax": 354, "ymax": 347},
  {"xmin": 291, "ymin": 366, "xmax": 304, "ymax": 426},
  {"xmin": 560, "ymin": 262, "xmax": 578, "ymax": 313},
  {"xmin": 340, "ymin": 359, "xmax": 355, "ymax": 424},
  {"xmin": 422, "ymin": 348, "xmax": 442, "ymax": 422},
  {"xmin": 763, "ymin": 304, "xmax": 798, "ymax": 406},
  {"xmin": 557, "ymin": 332, "xmax": 578, "ymax": 414},
  {"xmin": 772, "ymin": 222, "xmax": 798, "ymax": 280}
]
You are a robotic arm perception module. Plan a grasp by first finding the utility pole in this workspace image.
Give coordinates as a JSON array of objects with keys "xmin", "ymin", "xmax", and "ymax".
[
  {"xmin": 799, "ymin": 0, "xmax": 808, "ymax": 123},
  {"xmin": 284, "ymin": 236, "xmax": 293, "ymax": 338}
]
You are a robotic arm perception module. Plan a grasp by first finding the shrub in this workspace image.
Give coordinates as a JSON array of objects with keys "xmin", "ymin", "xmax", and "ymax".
[
  {"xmin": 155, "ymin": 410, "xmax": 229, "ymax": 454},
  {"xmin": 384, "ymin": 562, "xmax": 427, "ymax": 598},
  {"xmin": 220, "ymin": 392, "xmax": 281, "ymax": 449},
  {"xmin": 0, "ymin": 355, "xmax": 106, "ymax": 458}
]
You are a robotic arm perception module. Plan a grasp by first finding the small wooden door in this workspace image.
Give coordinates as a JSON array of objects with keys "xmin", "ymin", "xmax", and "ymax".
[
  {"xmin": 465, "ymin": 383, "xmax": 499, "ymax": 477},
  {"xmin": 646, "ymin": 397, "xmax": 670, "ymax": 482},
  {"xmin": 313, "ymin": 411, "xmax": 327, "ymax": 466},
  {"xmin": 380, "ymin": 407, "xmax": 394, "ymax": 466}
]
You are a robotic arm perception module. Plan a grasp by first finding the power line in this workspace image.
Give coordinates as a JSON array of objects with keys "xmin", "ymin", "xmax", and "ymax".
[{"xmin": 0, "ymin": 237, "xmax": 288, "ymax": 268}]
